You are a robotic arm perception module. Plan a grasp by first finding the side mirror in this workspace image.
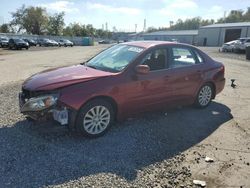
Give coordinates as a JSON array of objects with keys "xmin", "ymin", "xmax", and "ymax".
[{"xmin": 135, "ymin": 65, "xmax": 150, "ymax": 74}]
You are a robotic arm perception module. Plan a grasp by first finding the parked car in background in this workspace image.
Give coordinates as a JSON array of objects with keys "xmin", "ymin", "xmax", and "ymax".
[
  {"xmin": 50, "ymin": 39, "xmax": 59, "ymax": 46},
  {"xmin": 220, "ymin": 40, "xmax": 238, "ymax": 52},
  {"xmin": 99, "ymin": 40, "xmax": 110, "ymax": 44},
  {"xmin": 58, "ymin": 39, "xmax": 74, "ymax": 47},
  {"xmin": 23, "ymin": 38, "xmax": 37, "ymax": 46},
  {"xmin": 19, "ymin": 41, "xmax": 225, "ymax": 138},
  {"xmin": 0, "ymin": 36, "xmax": 9, "ymax": 48},
  {"xmin": 9, "ymin": 38, "xmax": 29, "ymax": 50},
  {"xmin": 37, "ymin": 38, "xmax": 54, "ymax": 47},
  {"xmin": 170, "ymin": 39, "xmax": 179, "ymax": 43},
  {"xmin": 233, "ymin": 38, "xmax": 250, "ymax": 52}
]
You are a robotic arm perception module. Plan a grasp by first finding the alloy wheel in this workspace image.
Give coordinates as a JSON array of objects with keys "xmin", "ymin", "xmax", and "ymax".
[
  {"xmin": 83, "ymin": 105, "xmax": 111, "ymax": 135},
  {"xmin": 198, "ymin": 85, "xmax": 212, "ymax": 106}
]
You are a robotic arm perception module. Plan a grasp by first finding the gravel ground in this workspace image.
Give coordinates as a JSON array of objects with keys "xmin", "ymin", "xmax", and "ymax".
[{"xmin": 0, "ymin": 46, "xmax": 249, "ymax": 188}]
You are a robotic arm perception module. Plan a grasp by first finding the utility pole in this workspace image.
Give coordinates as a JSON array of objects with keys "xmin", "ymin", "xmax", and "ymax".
[
  {"xmin": 169, "ymin": 21, "xmax": 174, "ymax": 28},
  {"xmin": 223, "ymin": 11, "xmax": 227, "ymax": 23},
  {"xmin": 105, "ymin": 22, "xmax": 108, "ymax": 31},
  {"xmin": 135, "ymin": 24, "xmax": 137, "ymax": 33},
  {"xmin": 143, "ymin": 19, "xmax": 146, "ymax": 32}
]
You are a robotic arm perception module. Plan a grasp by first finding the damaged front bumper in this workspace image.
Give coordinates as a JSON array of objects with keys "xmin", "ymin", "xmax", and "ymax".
[{"xmin": 19, "ymin": 92, "xmax": 71, "ymax": 126}]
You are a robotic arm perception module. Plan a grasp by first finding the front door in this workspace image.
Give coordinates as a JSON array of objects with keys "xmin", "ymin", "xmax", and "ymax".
[{"xmin": 124, "ymin": 47, "xmax": 173, "ymax": 114}]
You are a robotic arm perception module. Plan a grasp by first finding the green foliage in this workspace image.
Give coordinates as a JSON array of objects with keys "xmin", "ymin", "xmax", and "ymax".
[
  {"xmin": 47, "ymin": 12, "xmax": 65, "ymax": 35},
  {"xmin": 8, "ymin": 5, "xmax": 250, "ymax": 36},
  {"xmin": 146, "ymin": 7, "xmax": 250, "ymax": 32},
  {"xmin": 0, "ymin": 24, "xmax": 11, "ymax": 33},
  {"xmin": 147, "ymin": 27, "xmax": 160, "ymax": 33},
  {"xmin": 23, "ymin": 7, "xmax": 48, "ymax": 35},
  {"xmin": 217, "ymin": 8, "xmax": 250, "ymax": 23},
  {"xmin": 170, "ymin": 17, "xmax": 214, "ymax": 30},
  {"xmin": 10, "ymin": 4, "xmax": 27, "ymax": 32},
  {"xmin": 62, "ymin": 23, "xmax": 112, "ymax": 38},
  {"xmin": 10, "ymin": 5, "xmax": 48, "ymax": 34},
  {"xmin": 9, "ymin": 5, "xmax": 112, "ymax": 38}
]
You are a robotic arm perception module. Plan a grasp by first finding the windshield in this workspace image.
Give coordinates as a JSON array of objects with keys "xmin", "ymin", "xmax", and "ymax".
[{"xmin": 86, "ymin": 44, "xmax": 144, "ymax": 73}]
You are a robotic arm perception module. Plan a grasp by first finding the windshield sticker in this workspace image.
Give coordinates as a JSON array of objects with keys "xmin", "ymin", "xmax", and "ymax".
[{"xmin": 128, "ymin": 47, "xmax": 143, "ymax": 53}]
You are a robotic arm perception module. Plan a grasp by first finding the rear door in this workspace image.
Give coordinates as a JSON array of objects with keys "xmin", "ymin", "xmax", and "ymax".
[{"xmin": 167, "ymin": 46, "xmax": 204, "ymax": 104}]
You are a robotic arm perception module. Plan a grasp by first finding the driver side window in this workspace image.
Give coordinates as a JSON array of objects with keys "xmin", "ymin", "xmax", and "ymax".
[{"xmin": 141, "ymin": 49, "xmax": 167, "ymax": 71}]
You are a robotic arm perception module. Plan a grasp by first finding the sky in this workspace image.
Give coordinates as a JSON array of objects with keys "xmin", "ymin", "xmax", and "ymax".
[{"xmin": 0, "ymin": 0, "xmax": 249, "ymax": 32}]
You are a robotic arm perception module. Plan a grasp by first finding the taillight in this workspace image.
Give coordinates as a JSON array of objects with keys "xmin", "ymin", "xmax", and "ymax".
[{"xmin": 213, "ymin": 65, "xmax": 225, "ymax": 81}]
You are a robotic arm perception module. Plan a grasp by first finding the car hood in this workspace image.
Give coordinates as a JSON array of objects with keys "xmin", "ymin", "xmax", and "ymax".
[{"xmin": 23, "ymin": 65, "xmax": 115, "ymax": 91}]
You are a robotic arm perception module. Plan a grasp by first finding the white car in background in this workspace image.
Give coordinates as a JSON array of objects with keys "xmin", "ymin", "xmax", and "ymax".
[
  {"xmin": 0, "ymin": 36, "xmax": 9, "ymax": 47},
  {"xmin": 220, "ymin": 40, "xmax": 238, "ymax": 52},
  {"xmin": 58, "ymin": 39, "xmax": 74, "ymax": 47},
  {"xmin": 233, "ymin": 38, "xmax": 250, "ymax": 52},
  {"xmin": 49, "ymin": 39, "xmax": 59, "ymax": 46}
]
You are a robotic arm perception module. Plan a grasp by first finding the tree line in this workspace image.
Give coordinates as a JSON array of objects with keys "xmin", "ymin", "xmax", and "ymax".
[
  {"xmin": 0, "ymin": 5, "xmax": 112, "ymax": 38},
  {"xmin": 0, "ymin": 5, "xmax": 250, "ymax": 35},
  {"xmin": 147, "ymin": 7, "xmax": 250, "ymax": 33}
]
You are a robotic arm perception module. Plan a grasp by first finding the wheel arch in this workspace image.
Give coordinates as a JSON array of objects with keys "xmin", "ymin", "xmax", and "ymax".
[{"xmin": 79, "ymin": 95, "xmax": 118, "ymax": 119}]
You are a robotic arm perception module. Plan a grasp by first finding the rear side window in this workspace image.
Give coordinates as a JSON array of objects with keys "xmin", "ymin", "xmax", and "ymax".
[{"xmin": 170, "ymin": 47, "xmax": 197, "ymax": 68}]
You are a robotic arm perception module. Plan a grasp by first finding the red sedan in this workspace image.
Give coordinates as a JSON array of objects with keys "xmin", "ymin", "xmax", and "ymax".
[{"xmin": 19, "ymin": 41, "xmax": 225, "ymax": 137}]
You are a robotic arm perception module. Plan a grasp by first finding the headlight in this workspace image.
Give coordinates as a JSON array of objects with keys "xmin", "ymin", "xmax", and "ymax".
[{"xmin": 21, "ymin": 94, "xmax": 58, "ymax": 112}]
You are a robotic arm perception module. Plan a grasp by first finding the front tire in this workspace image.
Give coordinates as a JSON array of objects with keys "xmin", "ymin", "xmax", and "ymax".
[
  {"xmin": 195, "ymin": 84, "xmax": 213, "ymax": 108},
  {"xmin": 75, "ymin": 99, "xmax": 114, "ymax": 138}
]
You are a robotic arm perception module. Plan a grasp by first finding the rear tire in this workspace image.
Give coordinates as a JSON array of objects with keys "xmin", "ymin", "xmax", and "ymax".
[
  {"xmin": 194, "ymin": 83, "xmax": 213, "ymax": 108},
  {"xmin": 75, "ymin": 99, "xmax": 114, "ymax": 138}
]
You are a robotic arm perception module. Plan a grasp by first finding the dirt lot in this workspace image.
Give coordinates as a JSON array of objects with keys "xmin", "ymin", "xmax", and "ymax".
[{"xmin": 0, "ymin": 45, "xmax": 249, "ymax": 188}]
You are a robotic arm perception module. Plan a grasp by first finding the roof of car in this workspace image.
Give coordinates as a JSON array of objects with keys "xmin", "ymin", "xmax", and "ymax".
[{"xmin": 123, "ymin": 40, "xmax": 175, "ymax": 48}]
